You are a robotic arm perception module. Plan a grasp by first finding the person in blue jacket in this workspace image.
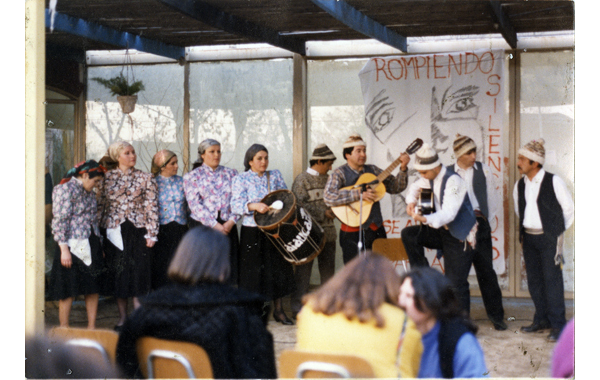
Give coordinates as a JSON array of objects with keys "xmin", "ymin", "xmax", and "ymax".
[{"xmin": 398, "ymin": 266, "xmax": 488, "ymax": 378}]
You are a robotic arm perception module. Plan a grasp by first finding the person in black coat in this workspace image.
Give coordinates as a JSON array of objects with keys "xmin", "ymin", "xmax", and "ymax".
[{"xmin": 116, "ymin": 226, "xmax": 277, "ymax": 379}]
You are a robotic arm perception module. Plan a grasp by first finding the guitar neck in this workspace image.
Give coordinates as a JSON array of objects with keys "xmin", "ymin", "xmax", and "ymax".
[{"xmin": 376, "ymin": 154, "xmax": 405, "ymax": 183}]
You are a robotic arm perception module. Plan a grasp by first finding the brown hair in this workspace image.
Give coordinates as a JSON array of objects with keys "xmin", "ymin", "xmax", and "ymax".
[
  {"xmin": 303, "ymin": 251, "xmax": 400, "ymax": 327},
  {"xmin": 167, "ymin": 226, "xmax": 230, "ymax": 285}
]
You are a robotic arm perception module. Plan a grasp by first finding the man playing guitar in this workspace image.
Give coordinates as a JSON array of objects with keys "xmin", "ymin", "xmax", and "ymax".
[{"xmin": 324, "ymin": 133, "xmax": 410, "ymax": 264}]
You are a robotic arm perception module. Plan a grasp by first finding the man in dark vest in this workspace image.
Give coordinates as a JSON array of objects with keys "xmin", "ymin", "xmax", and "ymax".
[
  {"xmin": 513, "ymin": 138, "xmax": 573, "ymax": 342},
  {"xmin": 401, "ymin": 142, "xmax": 478, "ymax": 315},
  {"xmin": 324, "ymin": 133, "xmax": 409, "ymax": 264},
  {"xmin": 447, "ymin": 134, "xmax": 506, "ymax": 330}
]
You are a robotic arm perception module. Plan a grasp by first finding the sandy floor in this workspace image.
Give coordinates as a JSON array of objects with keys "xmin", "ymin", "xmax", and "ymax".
[{"xmin": 44, "ymin": 294, "xmax": 573, "ymax": 378}]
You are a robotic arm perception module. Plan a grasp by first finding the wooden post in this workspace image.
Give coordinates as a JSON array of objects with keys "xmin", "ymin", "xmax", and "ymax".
[
  {"xmin": 25, "ymin": 0, "xmax": 47, "ymax": 337},
  {"xmin": 292, "ymin": 54, "xmax": 307, "ymax": 179}
]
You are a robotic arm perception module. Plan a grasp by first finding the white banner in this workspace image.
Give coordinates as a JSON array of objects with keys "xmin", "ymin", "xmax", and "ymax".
[{"xmin": 359, "ymin": 49, "xmax": 506, "ymax": 274}]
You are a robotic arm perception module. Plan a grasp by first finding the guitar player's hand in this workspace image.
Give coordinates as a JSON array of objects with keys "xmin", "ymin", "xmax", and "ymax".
[
  {"xmin": 406, "ymin": 202, "xmax": 417, "ymax": 218},
  {"xmin": 361, "ymin": 187, "xmax": 377, "ymax": 202},
  {"xmin": 399, "ymin": 152, "xmax": 410, "ymax": 171}
]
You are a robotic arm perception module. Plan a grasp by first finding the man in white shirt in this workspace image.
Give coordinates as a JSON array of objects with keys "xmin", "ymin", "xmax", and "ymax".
[
  {"xmin": 448, "ymin": 135, "xmax": 506, "ymax": 330},
  {"xmin": 513, "ymin": 138, "xmax": 574, "ymax": 342},
  {"xmin": 401, "ymin": 143, "xmax": 477, "ymax": 315}
]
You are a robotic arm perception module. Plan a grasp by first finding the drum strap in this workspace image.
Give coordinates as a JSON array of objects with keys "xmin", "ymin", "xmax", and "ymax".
[{"xmin": 266, "ymin": 171, "xmax": 271, "ymax": 192}]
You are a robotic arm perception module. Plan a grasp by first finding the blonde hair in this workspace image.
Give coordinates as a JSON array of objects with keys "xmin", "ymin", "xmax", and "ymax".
[
  {"xmin": 151, "ymin": 149, "xmax": 176, "ymax": 176},
  {"xmin": 107, "ymin": 141, "xmax": 133, "ymax": 163}
]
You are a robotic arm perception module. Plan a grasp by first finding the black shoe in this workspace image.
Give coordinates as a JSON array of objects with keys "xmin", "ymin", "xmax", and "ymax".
[
  {"xmin": 114, "ymin": 324, "xmax": 123, "ymax": 333},
  {"xmin": 520, "ymin": 321, "xmax": 551, "ymax": 333},
  {"xmin": 491, "ymin": 318, "xmax": 507, "ymax": 331},
  {"xmin": 273, "ymin": 311, "xmax": 294, "ymax": 325},
  {"xmin": 547, "ymin": 328, "xmax": 561, "ymax": 342}
]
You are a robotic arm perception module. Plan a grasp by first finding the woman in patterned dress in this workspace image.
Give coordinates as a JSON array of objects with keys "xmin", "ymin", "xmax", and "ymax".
[
  {"xmin": 231, "ymin": 144, "xmax": 296, "ymax": 325},
  {"xmin": 183, "ymin": 139, "xmax": 240, "ymax": 285},
  {"xmin": 150, "ymin": 149, "xmax": 188, "ymax": 290},
  {"xmin": 49, "ymin": 160, "xmax": 106, "ymax": 329},
  {"xmin": 97, "ymin": 141, "xmax": 159, "ymax": 331}
]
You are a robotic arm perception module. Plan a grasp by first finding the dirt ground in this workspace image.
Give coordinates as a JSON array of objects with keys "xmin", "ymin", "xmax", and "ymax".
[{"xmin": 44, "ymin": 294, "xmax": 574, "ymax": 379}]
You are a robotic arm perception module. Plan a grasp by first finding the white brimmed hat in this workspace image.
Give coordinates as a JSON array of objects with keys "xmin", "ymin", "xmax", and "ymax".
[{"xmin": 414, "ymin": 143, "xmax": 441, "ymax": 170}]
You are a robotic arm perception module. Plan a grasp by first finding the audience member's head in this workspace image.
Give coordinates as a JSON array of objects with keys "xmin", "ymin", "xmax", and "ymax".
[
  {"xmin": 303, "ymin": 251, "xmax": 400, "ymax": 327},
  {"xmin": 25, "ymin": 335, "xmax": 122, "ymax": 379},
  {"xmin": 167, "ymin": 226, "xmax": 231, "ymax": 285},
  {"xmin": 399, "ymin": 266, "xmax": 477, "ymax": 333}
]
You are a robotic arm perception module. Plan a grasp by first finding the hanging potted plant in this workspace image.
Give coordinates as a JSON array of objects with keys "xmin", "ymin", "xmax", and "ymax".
[{"xmin": 91, "ymin": 73, "xmax": 145, "ymax": 114}]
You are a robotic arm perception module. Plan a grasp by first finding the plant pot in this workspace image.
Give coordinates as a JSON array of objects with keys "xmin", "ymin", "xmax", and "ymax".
[{"xmin": 117, "ymin": 95, "xmax": 138, "ymax": 114}]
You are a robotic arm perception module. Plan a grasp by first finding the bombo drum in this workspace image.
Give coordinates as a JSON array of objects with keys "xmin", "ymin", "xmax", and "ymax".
[{"xmin": 254, "ymin": 189, "xmax": 326, "ymax": 265}]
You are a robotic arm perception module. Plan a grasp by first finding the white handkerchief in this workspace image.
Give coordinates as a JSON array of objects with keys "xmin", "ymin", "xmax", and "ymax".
[
  {"xmin": 107, "ymin": 225, "xmax": 124, "ymax": 251},
  {"xmin": 67, "ymin": 239, "xmax": 92, "ymax": 266}
]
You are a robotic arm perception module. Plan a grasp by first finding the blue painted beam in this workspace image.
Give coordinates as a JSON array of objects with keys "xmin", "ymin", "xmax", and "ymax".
[
  {"xmin": 489, "ymin": 1, "xmax": 518, "ymax": 49},
  {"xmin": 160, "ymin": 0, "xmax": 305, "ymax": 55},
  {"xmin": 311, "ymin": 0, "xmax": 407, "ymax": 52},
  {"xmin": 46, "ymin": 9, "xmax": 186, "ymax": 61}
]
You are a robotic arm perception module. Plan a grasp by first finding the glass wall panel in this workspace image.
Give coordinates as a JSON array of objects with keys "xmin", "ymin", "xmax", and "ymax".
[
  {"xmin": 307, "ymin": 59, "xmax": 369, "ymax": 276},
  {"xmin": 519, "ymin": 50, "xmax": 574, "ymax": 292},
  {"xmin": 189, "ymin": 59, "xmax": 294, "ymax": 185},
  {"xmin": 86, "ymin": 64, "xmax": 185, "ymax": 174}
]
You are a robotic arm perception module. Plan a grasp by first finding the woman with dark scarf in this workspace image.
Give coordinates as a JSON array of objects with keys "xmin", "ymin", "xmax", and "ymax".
[
  {"xmin": 116, "ymin": 226, "xmax": 277, "ymax": 379},
  {"xmin": 150, "ymin": 149, "xmax": 188, "ymax": 290},
  {"xmin": 49, "ymin": 160, "xmax": 106, "ymax": 329}
]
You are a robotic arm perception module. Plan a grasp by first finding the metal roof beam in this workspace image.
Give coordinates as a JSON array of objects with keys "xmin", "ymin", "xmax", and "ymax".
[
  {"xmin": 311, "ymin": 0, "xmax": 407, "ymax": 52},
  {"xmin": 46, "ymin": 9, "xmax": 186, "ymax": 61},
  {"xmin": 159, "ymin": 0, "xmax": 306, "ymax": 55},
  {"xmin": 489, "ymin": 1, "xmax": 518, "ymax": 49}
]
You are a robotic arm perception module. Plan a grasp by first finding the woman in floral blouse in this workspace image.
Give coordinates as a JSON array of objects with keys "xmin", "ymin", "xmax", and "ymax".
[
  {"xmin": 231, "ymin": 144, "xmax": 296, "ymax": 325},
  {"xmin": 97, "ymin": 141, "xmax": 159, "ymax": 331},
  {"xmin": 150, "ymin": 149, "xmax": 188, "ymax": 290},
  {"xmin": 49, "ymin": 160, "xmax": 106, "ymax": 329},
  {"xmin": 183, "ymin": 139, "xmax": 240, "ymax": 285}
]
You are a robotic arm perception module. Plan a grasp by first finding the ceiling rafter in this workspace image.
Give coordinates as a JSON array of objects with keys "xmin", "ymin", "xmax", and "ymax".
[
  {"xmin": 489, "ymin": 1, "xmax": 518, "ymax": 49},
  {"xmin": 159, "ymin": 0, "xmax": 306, "ymax": 55},
  {"xmin": 311, "ymin": 0, "xmax": 407, "ymax": 52},
  {"xmin": 46, "ymin": 9, "xmax": 186, "ymax": 61}
]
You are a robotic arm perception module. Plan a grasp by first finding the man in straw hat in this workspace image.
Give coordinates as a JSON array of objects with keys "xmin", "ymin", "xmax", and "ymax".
[
  {"xmin": 401, "ymin": 142, "xmax": 478, "ymax": 316},
  {"xmin": 513, "ymin": 138, "xmax": 573, "ymax": 342},
  {"xmin": 324, "ymin": 133, "xmax": 410, "ymax": 263},
  {"xmin": 290, "ymin": 144, "xmax": 337, "ymax": 319},
  {"xmin": 446, "ymin": 134, "xmax": 506, "ymax": 330}
]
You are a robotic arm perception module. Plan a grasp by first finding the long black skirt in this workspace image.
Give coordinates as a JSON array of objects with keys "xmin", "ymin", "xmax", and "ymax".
[
  {"xmin": 102, "ymin": 220, "xmax": 153, "ymax": 299},
  {"xmin": 151, "ymin": 221, "xmax": 188, "ymax": 290},
  {"xmin": 238, "ymin": 226, "xmax": 295, "ymax": 300},
  {"xmin": 189, "ymin": 218, "xmax": 240, "ymax": 287},
  {"xmin": 48, "ymin": 231, "xmax": 105, "ymax": 301}
]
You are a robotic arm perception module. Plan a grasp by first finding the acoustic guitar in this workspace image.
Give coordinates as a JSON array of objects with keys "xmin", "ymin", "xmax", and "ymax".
[{"xmin": 332, "ymin": 138, "xmax": 423, "ymax": 227}]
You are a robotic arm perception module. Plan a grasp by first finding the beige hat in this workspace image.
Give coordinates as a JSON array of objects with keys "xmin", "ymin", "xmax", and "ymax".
[
  {"xmin": 414, "ymin": 143, "xmax": 441, "ymax": 170},
  {"xmin": 453, "ymin": 134, "xmax": 477, "ymax": 159},
  {"xmin": 311, "ymin": 144, "xmax": 336, "ymax": 161},
  {"xmin": 518, "ymin": 138, "xmax": 545, "ymax": 165},
  {"xmin": 343, "ymin": 133, "xmax": 366, "ymax": 149}
]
